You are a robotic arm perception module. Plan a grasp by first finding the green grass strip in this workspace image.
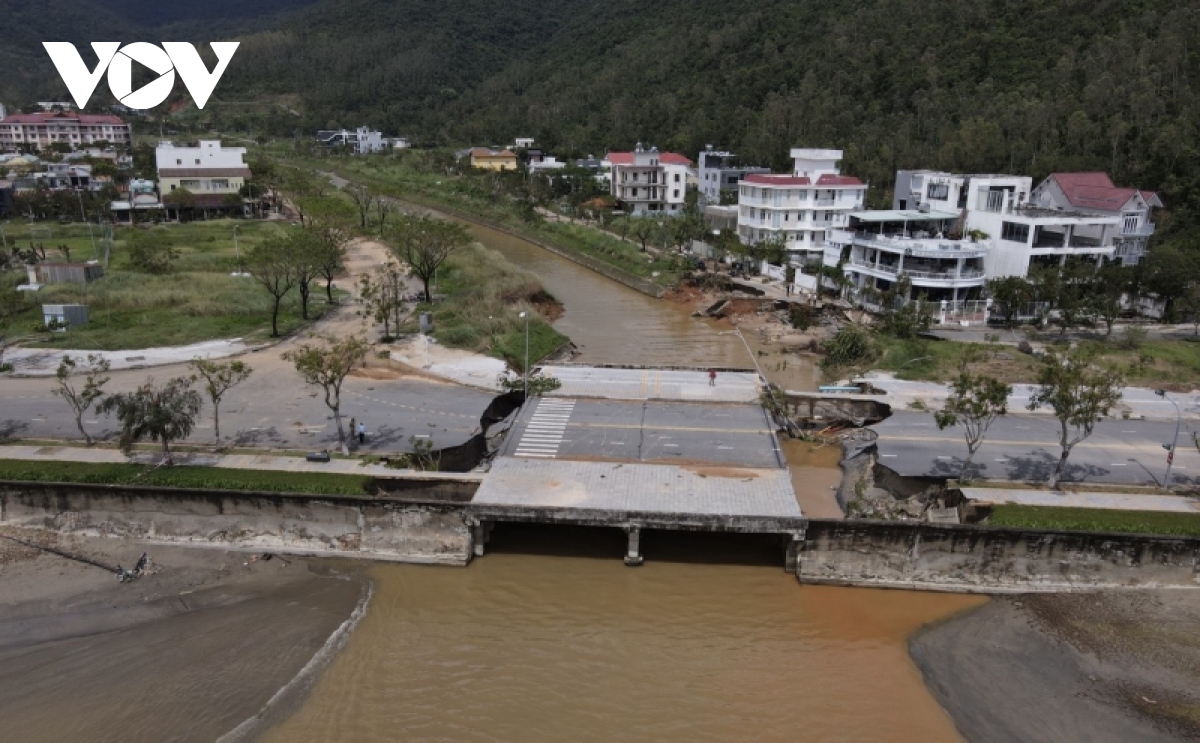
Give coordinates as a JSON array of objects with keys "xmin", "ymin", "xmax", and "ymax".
[
  {"xmin": 0, "ymin": 460, "xmax": 372, "ymax": 496},
  {"xmin": 988, "ymin": 504, "xmax": 1200, "ymax": 538}
]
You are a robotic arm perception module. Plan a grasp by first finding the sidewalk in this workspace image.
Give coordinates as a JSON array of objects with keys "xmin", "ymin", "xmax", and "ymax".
[
  {"xmin": 856, "ymin": 372, "xmax": 1200, "ymax": 421},
  {"xmin": 388, "ymin": 334, "xmax": 508, "ymax": 391},
  {"xmin": 960, "ymin": 487, "xmax": 1200, "ymax": 514},
  {"xmin": 0, "ymin": 444, "xmax": 484, "ymax": 481},
  {"xmin": 6, "ymin": 338, "xmax": 260, "ymax": 377}
]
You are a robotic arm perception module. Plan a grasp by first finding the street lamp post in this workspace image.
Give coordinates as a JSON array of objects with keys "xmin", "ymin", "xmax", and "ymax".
[
  {"xmin": 518, "ymin": 311, "xmax": 530, "ymax": 397},
  {"xmin": 1156, "ymin": 389, "xmax": 1182, "ymax": 489}
]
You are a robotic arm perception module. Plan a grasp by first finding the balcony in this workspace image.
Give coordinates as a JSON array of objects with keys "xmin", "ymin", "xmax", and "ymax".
[
  {"xmin": 847, "ymin": 258, "xmax": 986, "ymax": 285},
  {"xmin": 814, "ymin": 196, "xmax": 837, "ymax": 207},
  {"xmin": 1123, "ymin": 222, "xmax": 1155, "ymax": 237},
  {"xmin": 833, "ymin": 230, "xmax": 989, "ymax": 259}
]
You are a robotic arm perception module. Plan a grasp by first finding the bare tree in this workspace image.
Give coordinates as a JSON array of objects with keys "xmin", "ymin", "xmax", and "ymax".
[
  {"xmin": 934, "ymin": 372, "xmax": 1012, "ymax": 481},
  {"xmin": 358, "ymin": 261, "xmax": 406, "ymax": 338},
  {"xmin": 376, "ymin": 196, "xmax": 395, "ymax": 236},
  {"xmin": 386, "ymin": 215, "xmax": 470, "ymax": 303},
  {"xmin": 305, "ymin": 197, "xmax": 355, "ymax": 302},
  {"xmin": 247, "ymin": 234, "xmax": 297, "ymax": 337},
  {"xmin": 1027, "ymin": 347, "xmax": 1125, "ymax": 488},
  {"xmin": 99, "ymin": 376, "xmax": 203, "ymax": 465},
  {"xmin": 284, "ymin": 334, "xmax": 369, "ymax": 456},
  {"xmin": 52, "ymin": 353, "xmax": 111, "ymax": 445},
  {"xmin": 346, "ymin": 182, "xmax": 374, "ymax": 229},
  {"xmin": 189, "ymin": 358, "xmax": 253, "ymax": 448}
]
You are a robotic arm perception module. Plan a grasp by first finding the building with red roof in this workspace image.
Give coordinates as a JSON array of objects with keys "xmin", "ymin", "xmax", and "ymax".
[
  {"xmin": 1031, "ymin": 172, "xmax": 1162, "ymax": 266},
  {"xmin": 0, "ymin": 111, "xmax": 131, "ymax": 151},
  {"xmin": 736, "ymin": 148, "xmax": 867, "ymax": 265},
  {"xmin": 605, "ymin": 144, "xmax": 694, "ymax": 215}
]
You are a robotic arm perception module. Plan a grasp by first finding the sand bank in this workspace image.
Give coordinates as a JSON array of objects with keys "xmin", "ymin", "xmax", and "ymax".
[{"xmin": 0, "ymin": 532, "xmax": 367, "ymax": 742}]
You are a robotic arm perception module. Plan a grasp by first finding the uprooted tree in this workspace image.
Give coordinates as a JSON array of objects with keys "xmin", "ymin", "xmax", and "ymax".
[
  {"xmin": 52, "ymin": 353, "xmax": 111, "ymax": 445},
  {"xmin": 99, "ymin": 376, "xmax": 203, "ymax": 464},
  {"xmin": 1027, "ymin": 347, "xmax": 1125, "ymax": 489},
  {"xmin": 934, "ymin": 372, "xmax": 1012, "ymax": 481},
  {"xmin": 284, "ymin": 334, "xmax": 369, "ymax": 456},
  {"xmin": 189, "ymin": 358, "xmax": 253, "ymax": 448}
]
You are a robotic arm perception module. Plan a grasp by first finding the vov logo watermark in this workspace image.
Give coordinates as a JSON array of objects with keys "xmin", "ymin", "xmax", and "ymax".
[{"xmin": 42, "ymin": 42, "xmax": 239, "ymax": 110}]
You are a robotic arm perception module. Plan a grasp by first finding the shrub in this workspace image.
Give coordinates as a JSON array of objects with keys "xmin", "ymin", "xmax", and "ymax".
[{"xmin": 820, "ymin": 325, "xmax": 879, "ymax": 372}]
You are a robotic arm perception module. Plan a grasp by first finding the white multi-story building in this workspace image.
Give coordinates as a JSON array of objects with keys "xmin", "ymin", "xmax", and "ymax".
[
  {"xmin": 829, "ymin": 210, "xmax": 989, "ymax": 305},
  {"xmin": 155, "ymin": 140, "xmax": 251, "ymax": 211},
  {"xmin": 697, "ymin": 147, "xmax": 769, "ymax": 206},
  {"xmin": 736, "ymin": 148, "xmax": 866, "ymax": 265},
  {"xmin": 1029, "ymin": 172, "xmax": 1161, "ymax": 266},
  {"xmin": 608, "ymin": 145, "xmax": 693, "ymax": 216},
  {"xmin": 0, "ymin": 111, "xmax": 132, "ymax": 151},
  {"xmin": 894, "ymin": 170, "xmax": 1120, "ymax": 278},
  {"xmin": 316, "ymin": 127, "xmax": 389, "ymax": 154}
]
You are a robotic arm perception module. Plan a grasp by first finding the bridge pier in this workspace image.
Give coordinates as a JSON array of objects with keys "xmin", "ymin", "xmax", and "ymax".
[
  {"xmin": 470, "ymin": 519, "xmax": 494, "ymax": 558},
  {"xmin": 624, "ymin": 525, "xmax": 644, "ymax": 567},
  {"xmin": 785, "ymin": 530, "xmax": 806, "ymax": 577}
]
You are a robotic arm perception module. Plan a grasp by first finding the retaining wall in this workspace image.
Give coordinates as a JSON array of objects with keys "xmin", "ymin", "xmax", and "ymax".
[
  {"xmin": 801, "ymin": 519, "xmax": 1200, "ymax": 592},
  {"xmin": 783, "ymin": 393, "xmax": 891, "ymax": 425},
  {"xmin": 0, "ymin": 481, "xmax": 472, "ymax": 565}
]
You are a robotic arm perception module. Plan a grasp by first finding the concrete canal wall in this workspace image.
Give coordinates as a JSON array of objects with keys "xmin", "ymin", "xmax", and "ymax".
[
  {"xmin": 801, "ymin": 519, "xmax": 1200, "ymax": 593},
  {"xmin": 0, "ymin": 481, "xmax": 474, "ymax": 566}
]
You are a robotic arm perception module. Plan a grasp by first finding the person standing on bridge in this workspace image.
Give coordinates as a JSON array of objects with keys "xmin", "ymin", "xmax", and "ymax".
[{"xmin": 708, "ymin": 369, "xmax": 717, "ymax": 387}]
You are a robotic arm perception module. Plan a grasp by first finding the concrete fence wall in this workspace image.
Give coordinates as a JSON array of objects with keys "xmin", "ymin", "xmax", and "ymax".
[
  {"xmin": 1, "ymin": 482, "xmax": 472, "ymax": 566},
  {"xmin": 801, "ymin": 519, "xmax": 1200, "ymax": 592}
]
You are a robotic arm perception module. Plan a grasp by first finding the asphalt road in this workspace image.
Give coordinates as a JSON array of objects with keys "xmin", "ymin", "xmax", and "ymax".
[
  {"xmin": 0, "ymin": 372, "xmax": 495, "ymax": 454},
  {"xmin": 875, "ymin": 411, "xmax": 1200, "ymax": 487},
  {"xmin": 500, "ymin": 398, "xmax": 784, "ymax": 468}
]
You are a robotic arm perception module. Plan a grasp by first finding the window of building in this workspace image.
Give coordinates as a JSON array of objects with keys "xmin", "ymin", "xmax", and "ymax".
[
  {"xmin": 673, "ymin": 189, "xmax": 679, "ymax": 198},
  {"xmin": 181, "ymin": 179, "xmax": 201, "ymax": 189},
  {"xmin": 211, "ymin": 179, "xmax": 230, "ymax": 190},
  {"xmin": 194, "ymin": 159, "xmax": 201, "ymax": 165},
  {"xmin": 1001, "ymin": 221, "xmax": 1030, "ymax": 243},
  {"xmin": 674, "ymin": 173, "xmax": 680, "ymax": 183},
  {"xmin": 176, "ymin": 159, "xmax": 182, "ymax": 165},
  {"xmin": 926, "ymin": 182, "xmax": 949, "ymax": 201}
]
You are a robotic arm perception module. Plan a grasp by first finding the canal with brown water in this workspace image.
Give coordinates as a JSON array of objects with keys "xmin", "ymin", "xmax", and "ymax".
[{"xmin": 259, "ymin": 218, "xmax": 985, "ymax": 742}]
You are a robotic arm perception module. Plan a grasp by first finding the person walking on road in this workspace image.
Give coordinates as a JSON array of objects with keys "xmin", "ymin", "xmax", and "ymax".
[
  {"xmin": 708, "ymin": 368, "xmax": 717, "ymax": 387},
  {"xmin": 357, "ymin": 421, "xmax": 367, "ymax": 445}
]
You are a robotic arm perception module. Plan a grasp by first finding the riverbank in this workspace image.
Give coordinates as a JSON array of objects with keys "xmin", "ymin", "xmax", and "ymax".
[
  {"xmin": 912, "ymin": 589, "xmax": 1200, "ymax": 742},
  {"xmin": 0, "ymin": 532, "xmax": 368, "ymax": 742}
]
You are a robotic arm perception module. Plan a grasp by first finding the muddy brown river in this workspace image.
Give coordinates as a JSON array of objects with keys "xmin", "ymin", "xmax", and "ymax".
[
  {"xmin": 256, "ymin": 218, "xmax": 983, "ymax": 742},
  {"xmin": 468, "ymin": 224, "xmax": 823, "ymax": 391},
  {"xmin": 265, "ymin": 539, "xmax": 983, "ymax": 743}
]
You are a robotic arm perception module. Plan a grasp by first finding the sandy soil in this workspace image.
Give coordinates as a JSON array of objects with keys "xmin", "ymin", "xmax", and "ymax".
[
  {"xmin": 0, "ymin": 532, "xmax": 367, "ymax": 743},
  {"xmin": 911, "ymin": 590, "xmax": 1200, "ymax": 742}
]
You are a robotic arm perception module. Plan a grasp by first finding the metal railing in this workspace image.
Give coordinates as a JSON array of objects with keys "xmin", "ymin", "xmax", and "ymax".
[{"xmin": 847, "ymin": 259, "xmax": 985, "ymax": 282}]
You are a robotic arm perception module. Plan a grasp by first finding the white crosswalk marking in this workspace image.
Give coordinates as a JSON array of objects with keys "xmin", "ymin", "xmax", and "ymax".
[{"xmin": 515, "ymin": 398, "xmax": 575, "ymax": 459}]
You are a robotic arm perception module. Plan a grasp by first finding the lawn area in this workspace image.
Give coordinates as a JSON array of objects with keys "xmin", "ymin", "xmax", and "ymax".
[
  {"xmin": 987, "ymin": 504, "xmax": 1200, "ymax": 538},
  {"xmin": 281, "ymin": 150, "xmax": 683, "ymax": 287},
  {"xmin": 2, "ymin": 219, "xmax": 340, "ymax": 350},
  {"xmin": 402, "ymin": 242, "xmax": 568, "ymax": 370},
  {"xmin": 0, "ymin": 459, "xmax": 373, "ymax": 496},
  {"xmin": 873, "ymin": 334, "xmax": 1200, "ymax": 390}
]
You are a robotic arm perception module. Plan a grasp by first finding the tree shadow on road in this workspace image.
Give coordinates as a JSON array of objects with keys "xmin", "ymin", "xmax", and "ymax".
[
  {"xmin": 231, "ymin": 427, "xmax": 290, "ymax": 447},
  {"xmin": 0, "ymin": 419, "xmax": 31, "ymax": 441},
  {"xmin": 1004, "ymin": 450, "xmax": 1110, "ymax": 485}
]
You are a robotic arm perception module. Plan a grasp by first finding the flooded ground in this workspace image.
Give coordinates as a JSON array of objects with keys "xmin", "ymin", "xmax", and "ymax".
[{"xmin": 264, "ymin": 530, "xmax": 983, "ymax": 743}]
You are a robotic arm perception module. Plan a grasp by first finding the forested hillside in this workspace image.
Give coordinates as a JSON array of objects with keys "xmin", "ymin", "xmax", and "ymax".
[{"xmin": 4, "ymin": 0, "xmax": 1198, "ymax": 241}]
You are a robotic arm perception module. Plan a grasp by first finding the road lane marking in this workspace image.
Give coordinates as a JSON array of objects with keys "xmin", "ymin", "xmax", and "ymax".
[{"xmin": 881, "ymin": 454, "xmax": 897, "ymax": 458}]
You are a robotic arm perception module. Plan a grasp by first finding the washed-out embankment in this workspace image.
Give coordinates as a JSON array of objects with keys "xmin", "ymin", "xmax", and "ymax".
[{"xmin": 4, "ymin": 479, "xmax": 1197, "ymax": 592}]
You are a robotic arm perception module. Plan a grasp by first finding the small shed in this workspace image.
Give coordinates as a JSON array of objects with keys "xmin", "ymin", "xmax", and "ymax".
[
  {"xmin": 42, "ymin": 304, "xmax": 89, "ymax": 329},
  {"xmin": 29, "ymin": 263, "xmax": 104, "ymax": 285}
]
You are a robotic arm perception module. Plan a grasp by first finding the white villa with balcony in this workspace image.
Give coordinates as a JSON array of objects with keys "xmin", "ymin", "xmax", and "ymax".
[
  {"xmin": 829, "ymin": 210, "xmax": 989, "ymax": 304},
  {"xmin": 893, "ymin": 170, "xmax": 1120, "ymax": 278},
  {"xmin": 1029, "ymin": 173, "xmax": 1161, "ymax": 266},
  {"xmin": 608, "ymin": 145, "xmax": 693, "ymax": 216},
  {"xmin": 737, "ymin": 148, "xmax": 866, "ymax": 265}
]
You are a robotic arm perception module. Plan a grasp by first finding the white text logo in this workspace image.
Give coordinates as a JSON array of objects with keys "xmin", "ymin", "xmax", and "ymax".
[{"xmin": 42, "ymin": 42, "xmax": 240, "ymax": 110}]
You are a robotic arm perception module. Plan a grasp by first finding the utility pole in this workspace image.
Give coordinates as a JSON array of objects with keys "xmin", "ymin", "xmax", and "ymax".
[
  {"xmin": 519, "ymin": 310, "xmax": 530, "ymax": 398},
  {"xmin": 1156, "ymin": 389, "xmax": 1182, "ymax": 489}
]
